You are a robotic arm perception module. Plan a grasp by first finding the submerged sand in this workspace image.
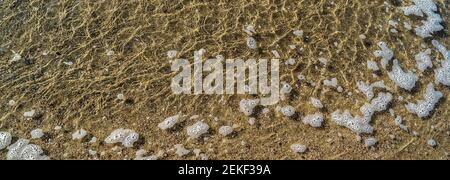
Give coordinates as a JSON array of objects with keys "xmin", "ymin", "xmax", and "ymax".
[{"xmin": 0, "ymin": 0, "xmax": 449, "ymax": 160}]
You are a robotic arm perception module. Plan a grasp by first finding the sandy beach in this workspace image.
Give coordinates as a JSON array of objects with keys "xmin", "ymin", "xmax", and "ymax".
[{"xmin": 0, "ymin": 0, "xmax": 449, "ymax": 160}]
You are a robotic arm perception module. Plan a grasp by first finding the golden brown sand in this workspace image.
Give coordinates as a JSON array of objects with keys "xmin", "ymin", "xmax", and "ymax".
[{"xmin": 0, "ymin": 0, "xmax": 449, "ymax": 160}]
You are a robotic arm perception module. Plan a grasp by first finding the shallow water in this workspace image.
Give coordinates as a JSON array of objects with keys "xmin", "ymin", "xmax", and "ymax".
[{"xmin": 0, "ymin": 0, "xmax": 449, "ymax": 159}]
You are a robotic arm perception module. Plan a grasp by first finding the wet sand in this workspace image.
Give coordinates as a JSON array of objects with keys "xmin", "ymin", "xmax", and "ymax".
[{"xmin": 0, "ymin": 0, "xmax": 449, "ymax": 160}]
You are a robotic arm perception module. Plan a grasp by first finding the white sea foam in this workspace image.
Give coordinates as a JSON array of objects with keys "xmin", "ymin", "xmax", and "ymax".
[
  {"xmin": 290, "ymin": 144, "xmax": 307, "ymax": 154},
  {"xmin": 332, "ymin": 93, "xmax": 392, "ymax": 134},
  {"xmin": 105, "ymin": 128, "xmax": 140, "ymax": 148},
  {"xmin": 432, "ymin": 40, "xmax": 450, "ymax": 86},
  {"xmin": 302, "ymin": 113, "xmax": 324, "ymax": 128},
  {"xmin": 280, "ymin": 105, "xmax": 296, "ymax": 117},
  {"xmin": 0, "ymin": 132, "xmax": 12, "ymax": 150},
  {"xmin": 415, "ymin": 49, "xmax": 433, "ymax": 72},
  {"xmin": 388, "ymin": 60, "xmax": 418, "ymax": 91},
  {"xmin": 400, "ymin": 0, "xmax": 444, "ymax": 38},
  {"xmin": 158, "ymin": 114, "xmax": 180, "ymax": 130},
  {"xmin": 406, "ymin": 83, "xmax": 443, "ymax": 118},
  {"xmin": 6, "ymin": 139, "xmax": 49, "ymax": 160},
  {"xmin": 186, "ymin": 121, "xmax": 209, "ymax": 139},
  {"xmin": 31, "ymin": 129, "xmax": 44, "ymax": 139},
  {"xmin": 239, "ymin": 99, "xmax": 260, "ymax": 116}
]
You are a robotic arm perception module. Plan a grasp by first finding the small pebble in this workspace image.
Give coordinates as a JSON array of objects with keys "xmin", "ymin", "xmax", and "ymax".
[
  {"xmin": 427, "ymin": 139, "xmax": 438, "ymax": 148},
  {"xmin": 248, "ymin": 118, "xmax": 256, "ymax": 126},
  {"xmin": 7, "ymin": 100, "xmax": 16, "ymax": 106},
  {"xmin": 359, "ymin": 34, "xmax": 367, "ymax": 39},
  {"xmin": 290, "ymin": 144, "xmax": 307, "ymax": 154},
  {"xmin": 365, "ymin": 138, "xmax": 378, "ymax": 147},
  {"xmin": 218, "ymin": 126, "xmax": 234, "ymax": 136},
  {"xmin": 310, "ymin": 97, "xmax": 323, "ymax": 109},
  {"xmin": 63, "ymin": 61, "xmax": 73, "ymax": 66},
  {"xmin": 293, "ymin": 30, "xmax": 304, "ymax": 37},
  {"xmin": 10, "ymin": 51, "xmax": 21, "ymax": 62},
  {"xmin": 262, "ymin": 108, "xmax": 270, "ymax": 114},
  {"xmin": 247, "ymin": 37, "xmax": 258, "ymax": 49},
  {"xmin": 30, "ymin": 129, "xmax": 44, "ymax": 139},
  {"xmin": 106, "ymin": 50, "xmax": 115, "ymax": 56},
  {"xmin": 318, "ymin": 58, "xmax": 328, "ymax": 65},
  {"xmin": 72, "ymin": 129, "xmax": 88, "ymax": 140},
  {"xmin": 158, "ymin": 115, "xmax": 180, "ymax": 130},
  {"xmin": 23, "ymin": 110, "xmax": 35, "ymax": 118},
  {"xmin": 117, "ymin": 94, "xmax": 125, "ymax": 100},
  {"xmin": 286, "ymin": 58, "xmax": 296, "ymax": 66},
  {"xmin": 89, "ymin": 137, "xmax": 97, "ymax": 143},
  {"xmin": 0, "ymin": 132, "xmax": 12, "ymax": 150},
  {"xmin": 88, "ymin": 149, "xmax": 97, "ymax": 156},
  {"xmin": 280, "ymin": 106, "xmax": 296, "ymax": 117},
  {"xmin": 186, "ymin": 121, "xmax": 209, "ymax": 139}
]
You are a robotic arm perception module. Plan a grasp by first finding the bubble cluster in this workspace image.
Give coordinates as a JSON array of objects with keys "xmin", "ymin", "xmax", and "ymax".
[
  {"xmin": 105, "ymin": 128, "xmax": 140, "ymax": 148},
  {"xmin": 280, "ymin": 106, "xmax": 296, "ymax": 117},
  {"xmin": 406, "ymin": 83, "xmax": 443, "ymax": 118},
  {"xmin": 364, "ymin": 138, "xmax": 378, "ymax": 148},
  {"xmin": 158, "ymin": 115, "xmax": 180, "ymax": 130},
  {"xmin": 175, "ymin": 144, "xmax": 191, "ymax": 157},
  {"xmin": 290, "ymin": 144, "xmax": 307, "ymax": 154},
  {"xmin": 72, "ymin": 129, "xmax": 88, "ymax": 140},
  {"xmin": 218, "ymin": 126, "xmax": 234, "ymax": 137},
  {"xmin": 388, "ymin": 60, "xmax": 418, "ymax": 91},
  {"xmin": 239, "ymin": 99, "xmax": 260, "ymax": 116},
  {"xmin": 310, "ymin": 97, "xmax": 323, "ymax": 109},
  {"xmin": 400, "ymin": 0, "xmax": 444, "ymax": 38},
  {"xmin": 0, "ymin": 132, "xmax": 12, "ymax": 150},
  {"xmin": 302, "ymin": 113, "xmax": 324, "ymax": 128},
  {"xmin": 31, "ymin": 129, "xmax": 44, "ymax": 139},
  {"xmin": 246, "ymin": 37, "xmax": 258, "ymax": 49},
  {"xmin": 6, "ymin": 139, "xmax": 49, "ymax": 160},
  {"xmin": 332, "ymin": 93, "xmax": 392, "ymax": 134},
  {"xmin": 186, "ymin": 121, "xmax": 209, "ymax": 139}
]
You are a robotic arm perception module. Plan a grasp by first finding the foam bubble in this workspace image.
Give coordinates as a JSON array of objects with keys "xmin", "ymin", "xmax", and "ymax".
[
  {"xmin": 158, "ymin": 115, "xmax": 180, "ymax": 130},
  {"xmin": 280, "ymin": 105, "xmax": 296, "ymax": 117},
  {"xmin": 105, "ymin": 128, "xmax": 140, "ymax": 147},
  {"xmin": 239, "ymin": 99, "xmax": 260, "ymax": 116},
  {"xmin": 302, "ymin": 113, "xmax": 324, "ymax": 128},
  {"xmin": 247, "ymin": 37, "xmax": 258, "ymax": 49},
  {"xmin": 332, "ymin": 93, "xmax": 392, "ymax": 134},
  {"xmin": 310, "ymin": 97, "xmax": 324, "ymax": 109},
  {"xmin": 364, "ymin": 138, "xmax": 378, "ymax": 147},
  {"xmin": 290, "ymin": 144, "xmax": 307, "ymax": 154},
  {"xmin": 186, "ymin": 121, "xmax": 209, "ymax": 139},
  {"xmin": 406, "ymin": 83, "xmax": 443, "ymax": 118},
  {"xmin": 175, "ymin": 144, "xmax": 191, "ymax": 157},
  {"xmin": 415, "ymin": 49, "xmax": 433, "ymax": 72},
  {"xmin": 72, "ymin": 129, "xmax": 88, "ymax": 140},
  {"xmin": 219, "ymin": 126, "xmax": 234, "ymax": 136},
  {"xmin": 31, "ymin": 129, "xmax": 44, "ymax": 139},
  {"xmin": 0, "ymin": 132, "xmax": 12, "ymax": 150}
]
